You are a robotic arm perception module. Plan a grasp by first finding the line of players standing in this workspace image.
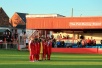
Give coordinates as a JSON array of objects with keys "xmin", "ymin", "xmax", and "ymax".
[{"xmin": 29, "ymin": 37, "xmax": 52, "ymax": 62}]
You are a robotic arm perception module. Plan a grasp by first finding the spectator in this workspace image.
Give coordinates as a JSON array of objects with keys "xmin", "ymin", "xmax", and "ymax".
[
  {"xmin": 51, "ymin": 35, "xmax": 54, "ymax": 39},
  {"xmin": 93, "ymin": 39, "xmax": 96, "ymax": 46},
  {"xmin": 90, "ymin": 37, "xmax": 94, "ymax": 46},
  {"xmin": 52, "ymin": 38, "xmax": 56, "ymax": 48},
  {"xmin": 100, "ymin": 40, "xmax": 102, "ymax": 44},
  {"xmin": 81, "ymin": 40, "xmax": 86, "ymax": 48},
  {"xmin": 19, "ymin": 31, "xmax": 23, "ymax": 45},
  {"xmin": 26, "ymin": 37, "xmax": 29, "ymax": 48},
  {"xmin": 22, "ymin": 32, "xmax": 27, "ymax": 46},
  {"xmin": 77, "ymin": 40, "xmax": 81, "ymax": 48},
  {"xmin": 56, "ymin": 40, "xmax": 61, "ymax": 48},
  {"xmin": 61, "ymin": 41, "xmax": 65, "ymax": 48},
  {"xmin": 14, "ymin": 29, "xmax": 18, "ymax": 42},
  {"xmin": 87, "ymin": 38, "xmax": 91, "ymax": 46},
  {"xmin": 59, "ymin": 34, "xmax": 62, "ymax": 39}
]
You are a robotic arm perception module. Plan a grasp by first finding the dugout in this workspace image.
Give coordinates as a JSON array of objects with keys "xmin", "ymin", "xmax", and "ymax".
[{"xmin": 26, "ymin": 16, "xmax": 102, "ymax": 48}]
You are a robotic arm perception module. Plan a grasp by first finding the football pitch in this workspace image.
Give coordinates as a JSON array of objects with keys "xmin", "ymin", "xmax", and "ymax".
[{"xmin": 0, "ymin": 49, "xmax": 102, "ymax": 68}]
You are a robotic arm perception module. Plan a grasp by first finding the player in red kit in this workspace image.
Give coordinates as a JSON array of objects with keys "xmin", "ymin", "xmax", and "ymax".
[
  {"xmin": 35, "ymin": 39, "xmax": 40, "ymax": 61},
  {"xmin": 42, "ymin": 39, "xmax": 47, "ymax": 60},
  {"xmin": 29, "ymin": 38, "xmax": 36, "ymax": 62},
  {"xmin": 46, "ymin": 39, "xmax": 52, "ymax": 60}
]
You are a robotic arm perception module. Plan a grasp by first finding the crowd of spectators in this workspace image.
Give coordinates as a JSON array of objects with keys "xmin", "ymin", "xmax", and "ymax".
[
  {"xmin": 0, "ymin": 29, "xmax": 19, "ymax": 49},
  {"xmin": 51, "ymin": 36, "xmax": 102, "ymax": 48}
]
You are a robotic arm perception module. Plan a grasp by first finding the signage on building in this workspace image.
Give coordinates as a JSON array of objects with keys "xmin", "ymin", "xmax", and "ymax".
[{"xmin": 69, "ymin": 22, "xmax": 102, "ymax": 26}]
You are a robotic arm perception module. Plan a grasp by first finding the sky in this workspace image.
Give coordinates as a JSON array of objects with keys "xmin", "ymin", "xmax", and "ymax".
[{"xmin": 0, "ymin": 0, "xmax": 102, "ymax": 18}]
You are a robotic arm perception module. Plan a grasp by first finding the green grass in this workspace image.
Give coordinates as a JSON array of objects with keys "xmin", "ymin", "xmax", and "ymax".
[{"xmin": 0, "ymin": 49, "xmax": 102, "ymax": 68}]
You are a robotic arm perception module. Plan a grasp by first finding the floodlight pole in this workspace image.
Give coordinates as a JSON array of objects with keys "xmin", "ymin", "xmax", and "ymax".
[{"xmin": 71, "ymin": 8, "xmax": 73, "ymax": 17}]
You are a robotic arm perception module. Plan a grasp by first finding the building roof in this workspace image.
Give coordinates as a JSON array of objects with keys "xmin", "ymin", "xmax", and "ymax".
[
  {"xmin": 9, "ymin": 12, "xmax": 28, "ymax": 28},
  {"xmin": 16, "ymin": 12, "xmax": 28, "ymax": 23},
  {"xmin": 16, "ymin": 25, "xmax": 26, "ymax": 29},
  {"xmin": 26, "ymin": 16, "xmax": 102, "ymax": 29},
  {"xmin": 0, "ymin": 27, "xmax": 12, "ymax": 33},
  {"xmin": 26, "ymin": 14, "xmax": 65, "ymax": 18},
  {"xmin": 0, "ymin": 7, "xmax": 12, "ymax": 27}
]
